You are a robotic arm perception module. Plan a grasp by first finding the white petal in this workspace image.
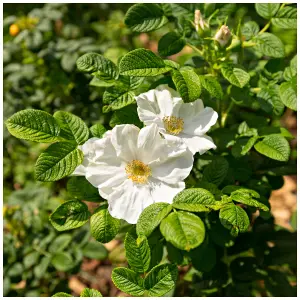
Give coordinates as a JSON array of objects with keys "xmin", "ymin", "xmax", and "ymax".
[
  {"xmin": 108, "ymin": 179, "xmax": 154, "ymax": 224},
  {"xmin": 181, "ymin": 134, "xmax": 217, "ymax": 155},
  {"xmin": 178, "ymin": 98, "xmax": 205, "ymax": 120},
  {"xmin": 183, "ymin": 106, "xmax": 218, "ymax": 136},
  {"xmin": 150, "ymin": 140, "xmax": 194, "ymax": 184},
  {"xmin": 110, "ymin": 124, "xmax": 139, "ymax": 162}
]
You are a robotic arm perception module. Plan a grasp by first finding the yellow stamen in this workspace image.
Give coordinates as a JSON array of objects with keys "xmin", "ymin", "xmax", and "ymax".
[
  {"xmin": 163, "ymin": 116, "xmax": 184, "ymax": 135},
  {"xmin": 125, "ymin": 160, "xmax": 151, "ymax": 184}
]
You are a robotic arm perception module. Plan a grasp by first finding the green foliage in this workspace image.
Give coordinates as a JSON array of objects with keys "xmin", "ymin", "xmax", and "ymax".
[
  {"xmin": 272, "ymin": 7, "xmax": 297, "ymax": 29},
  {"xmin": 255, "ymin": 3, "xmax": 280, "ymax": 19},
  {"xmin": 221, "ymin": 63, "xmax": 250, "ymax": 88},
  {"xmin": 199, "ymin": 75, "xmax": 223, "ymax": 99},
  {"xmin": 158, "ymin": 32, "xmax": 186, "ymax": 56},
  {"xmin": 254, "ymin": 33, "xmax": 285, "ymax": 58}
]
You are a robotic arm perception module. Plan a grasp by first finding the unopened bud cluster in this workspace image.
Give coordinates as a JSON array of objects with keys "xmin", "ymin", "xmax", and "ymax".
[{"xmin": 214, "ymin": 25, "xmax": 232, "ymax": 48}]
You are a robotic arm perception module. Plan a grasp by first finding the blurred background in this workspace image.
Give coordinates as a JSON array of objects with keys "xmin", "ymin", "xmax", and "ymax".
[{"xmin": 3, "ymin": 3, "xmax": 296, "ymax": 297}]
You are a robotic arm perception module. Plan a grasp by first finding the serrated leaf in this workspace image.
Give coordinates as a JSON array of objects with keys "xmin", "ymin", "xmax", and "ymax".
[
  {"xmin": 240, "ymin": 136, "xmax": 258, "ymax": 155},
  {"xmin": 283, "ymin": 55, "xmax": 297, "ymax": 81},
  {"xmin": 279, "ymin": 81, "xmax": 297, "ymax": 111},
  {"xmin": 52, "ymin": 292, "xmax": 72, "ymax": 297},
  {"xmin": 254, "ymin": 134, "xmax": 291, "ymax": 162},
  {"xmin": 144, "ymin": 264, "xmax": 178, "ymax": 297},
  {"xmin": 76, "ymin": 53, "xmax": 118, "ymax": 80},
  {"xmin": 90, "ymin": 206, "xmax": 121, "ymax": 243},
  {"xmin": 169, "ymin": 4, "xmax": 194, "ymax": 18},
  {"xmin": 5, "ymin": 109, "xmax": 61, "ymax": 143},
  {"xmin": 158, "ymin": 32, "xmax": 186, "ymax": 56},
  {"xmin": 49, "ymin": 200, "xmax": 90, "ymax": 231},
  {"xmin": 53, "ymin": 111, "xmax": 89, "ymax": 145},
  {"xmin": 272, "ymin": 7, "xmax": 297, "ymax": 29},
  {"xmin": 48, "ymin": 234, "xmax": 72, "ymax": 253},
  {"xmin": 109, "ymin": 105, "xmax": 143, "ymax": 128},
  {"xmin": 136, "ymin": 203, "xmax": 172, "ymax": 237},
  {"xmin": 172, "ymin": 188, "xmax": 216, "ymax": 212},
  {"xmin": 80, "ymin": 288, "xmax": 102, "ymax": 297},
  {"xmin": 125, "ymin": 232, "xmax": 151, "ymax": 273},
  {"xmin": 124, "ymin": 3, "xmax": 168, "ymax": 33},
  {"xmin": 254, "ymin": 33, "xmax": 285, "ymax": 58},
  {"xmin": 203, "ymin": 157, "xmax": 229, "ymax": 186},
  {"xmin": 111, "ymin": 267, "xmax": 145, "ymax": 296},
  {"xmin": 90, "ymin": 124, "xmax": 107, "ymax": 138},
  {"xmin": 255, "ymin": 3, "xmax": 280, "ymax": 19},
  {"xmin": 51, "ymin": 252, "xmax": 74, "ymax": 271},
  {"xmin": 35, "ymin": 142, "xmax": 83, "ymax": 181},
  {"xmin": 199, "ymin": 75, "xmax": 223, "ymax": 99},
  {"xmin": 241, "ymin": 21, "xmax": 259, "ymax": 40},
  {"xmin": 219, "ymin": 204, "xmax": 250, "ymax": 237},
  {"xmin": 163, "ymin": 59, "xmax": 180, "ymax": 70},
  {"xmin": 172, "ymin": 68, "xmax": 201, "ymax": 102},
  {"xmin": 221, "ymin": 63, "xmax": 250, "ymax": 88},
  {"xmin": 160, "ymin": 211, "xmax": 205, "ymax": 251},
  {"xmin": 118, "ymin": 76, "xmax": 145, "ymax": 90},
  {"xmin": 67, "ymin": 176, "xmax": 101, "ymax": 202},
  {"xmin": 102, "ymin": 87, "xmax": 135, "ymax": 113},
  {"xmin": 119, "ymin": 48, "xmax": 171, "ymax": 76}
]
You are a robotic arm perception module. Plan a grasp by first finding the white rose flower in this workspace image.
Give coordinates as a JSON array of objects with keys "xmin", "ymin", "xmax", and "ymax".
[
  {"xmin": 135, "ymin": 85, "xmax": 218, "ymax": 155},
  {"xmin": 73, "ymin": 123, "xmax": 193, "ymax": 224}
]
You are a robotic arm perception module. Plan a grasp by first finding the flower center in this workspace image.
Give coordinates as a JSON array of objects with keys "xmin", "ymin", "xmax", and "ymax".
[
  {"xmin": 163, "ymin": 116, "xmax": 184, "ymax": 135},
  {"xmin": 125, "ymin": 160, "xmax": 151, "ymax": 184}
]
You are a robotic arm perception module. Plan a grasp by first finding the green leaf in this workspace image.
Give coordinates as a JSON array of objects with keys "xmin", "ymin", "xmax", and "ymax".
[
  {"xmin": 241, "ymin": 136, "xmax": 259, "ymax": 155},
  {"xmin": 34, "ymin": 256, "xmax": 51, "ymax": 279},
  {"xmin": 254, "ymin": 33, "xmax": 285, "ymax": 58},
  {"xmin": 49, "ymin": 200, "xmax": 91, "ymax": 231},
  {"xmin": 279, "ymin": 81, "xmax": 297, "ymax": 111},
  {"xmin": 5, "ymin": 109, "xmax": 61, "ymax": 143},
  {"xmin": 209, "ymin": 195, "xmax": 233, "ymax": 211},
  {"xmin": 136, "ymin": 202, "xmax": 172, "ymax": 237},
  {"xmin": 35, "ymin": 142, "xmax": 83, "ymax": 181},
  {"xmin": 160, "ymin": 211, "xmax": 205, "ymax": 251},
  {"xmin": 221, "ymin": 63, "xmax": 250, "ymax": 88},
  {"xmin": 125, "ymin": 232, "xmax": 151, "ymax": 273},
  {"xmin": 172, "ymin": 188, "xmax": 216, "ymax": 212},
  {"xmin": 124, "ymin": 3, "xmax": 168, "ymax": 32},
  {"xmin": 102, "ymin": 87, "xmax": 135, "ymax": 113},
  {"xmin": 199, "ymin": 75, "xmax": 223, "ymax": 99},
  {"xmin": 51, "ymin": 252, "xmax": 74, "ymax": 271},
  {"xmin": 53, "ymin": 111, "xmax": 89, "ymax": 145},
  {"xmin": 119, "ymin": 48, "xmax": 171, "ymax": 76},
  {"xmin": 52, "ymin": 292, "xmax": 72, "ymax": 297},
  {"xmin": 48, "ymin": 234, "xmax": 72, "ymax": 253},
  {"xmin": 241, "ymin": 21, "xmax": 259, "ymax": 40},
  {"xmin": 90, "ymin": 206, "xmax": 121, "ymax": 243},
  {"xmin": 80, "ymin": 288, "xmax": 102, "ymax": 297},
  {"xmin": 89, "ymin": 76, "xmax": 114, "ymax": 87},
  {"xmin": 23, "ymin": 251, "xmax": 40, "ymax": 269},
  {"xmin": 255, "ymin": 3, "xmax": 280, "ymax": 19},
  {"xmin": 82, "ymin": 241, "xmax": 108, "ymax": 260},
  {"xmin": 171, "ymin": 68, "xmax": 201, "ymax": 102},
  {"xmin": 109, "ymin": 105, "xmax": 143, "ymax": 128},
  {"xmin": 76, "ymin": 53, "xmax": 118, "ymax": 80},
  {"xmin": 67, "ymin": 176, "xmax": 101, "ymax": 202},
  {"xmin": 90, "ymin": 124, "xmax": 107, "ymax": 138},
  {"xmin": 219, "ymin": 204, "xmax": 250, "ymax": 237},
  {"xmin": 169, "ymin": 4, "xmax": 194, "ymax": 18},
  {"xmin": 203, "ymin": 157, "xmax": 229, "ymax": 186},
  {"xmin": 272, "ymin": 7, "xmax": 297, "ymax": 29},
  {"xmin": 254, "ymin": 134, "xmax": 291, "ymax": 162},
  {"xmin": 111, "ymin": 267, "xmax": 145, "ymax": 296},
  {"xmin": 283, "ymin": 55, "xmax": 297, "ymax": 81},
  {"xmin": 158, "ymin": 32, "xmax": 186, "ymax": 56},
  {"xmin": 144, "ymin": 264, "xmax": 178, "ymax": 297},
  {"xmin": 118, "ymin": 76, "xmax": 145, "ymax": 90},
  {"xmin": 163, "ymin": 59, "xmax": 180, "ymax": 70}
]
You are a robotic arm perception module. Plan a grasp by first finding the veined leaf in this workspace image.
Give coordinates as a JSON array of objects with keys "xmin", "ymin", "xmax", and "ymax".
[
  {"xmin": 90, "ymin": 206, "xmax": 121, "ymax": 243},
  {"xmin": 160, "ymin": 211, "xmax": 205, "ymax": 251},
  {"xmin": 119, "ymin": 48, "xmax": 172, "ymax": 76},
  {"xmin": 283, "ymin": 55, "xmax": 297, "ymax": 81},
  {"xmin": 51, "ymin": 252, "xmax": 74, "ymax": 271},
  {"xmin": 219, "ymin": 204, "xmax": 250, "ymax": 237},
  {"xmin": 80, "ymin": 288, "xmax": 102, "ymax": 297},
  {"xmin": 144, "ymin": 264, "xmax": 178, "ymax": 297},
  {"xmin": 221, "ymin": 63, "xmax": 250, "ymax": 88},
  {"xmin": 90, "ymin": 124, "xmax": 107, "ymax": 138},
  {"xmin": 241, "ymin": 21, "xmax": 259, "ymax": 40},
  {"xmin": 111, "ymin": 267, "xmax": 145, "ymax": 296},
  {"xmin": 163, "ymin": 59, "xmax": 180, "ymax": 70},
  {"xmin": 272, "ymin": 7, "xmax": 297, "ymax": 29},
  {"xmin": 172, "ymin": 188, "xmax": 216, "ymax": 212},
  {"xmin": 52, "ymin": 292, "xmax": 72, "ymax": 297},
  {"xmin": 35, "ymin": 142, "xmax": 83, "ymax": 181},
  {"xmin": 254, "ymin": 33, "xmax": 285, "ymax": 58},
  {"xmin": 158, "ymin": 32, "xmax": 186, "ymax": 56},
  {"xmin": 254, "ymin": 134, "xmax": 291, "ymax": 162},
  {"xmin": 279, "ymin": 81, "xmax": 297, "ymax": 111},
  {"xmin": 203, "ymin": 157, "xmax": 229, "ymax": 186},
  {"xmin": 136, "ymin": 202, "xmax": 172, "ymax": 237},
  {"xmin": 255, "ymin": 3, "xmax": 280, "ymax": 19},
  {"xmin": 53, "ymin": 111, "xmax": 89, "ymax": 145},
  {"xmin": 124, "ymin": 3, "xmax": 168, "ymax": 33},
  {"xmin": 125, "ymin": 232, "xmax": 151, "ymax": 274},
  {"xmin": 5, "ymin": 109, "xmax": 60, "ymax": 143},
  {"xmin": 171, "ymin": 68, "xmax": 201, "ymax": 102},
  {"xmin": 109, "ymin": 104, "xmax": 143, "ymax": 128},
  {"xmin": 49, "ymin": 200, "xmax": 90, "ymax": 231},
  {"xmin": 199, "ymin": 75, "xmax": 223, "ymax": 99},
  {"xmin": 76, "ymin": 53, "xmax": 118, "ymax": 80}
]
